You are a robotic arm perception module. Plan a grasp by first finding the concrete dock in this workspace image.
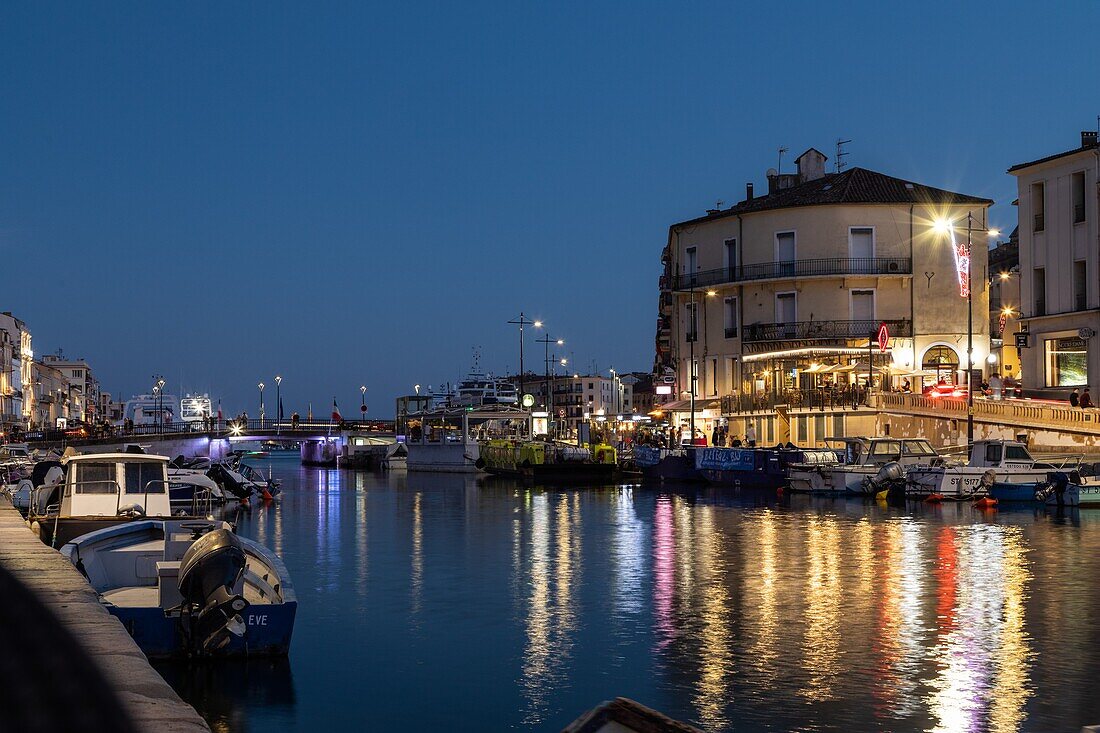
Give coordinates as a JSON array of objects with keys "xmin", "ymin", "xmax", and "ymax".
[{"xmin": 0, "ymin": 497, "xmax": 209, "ymax": 732}]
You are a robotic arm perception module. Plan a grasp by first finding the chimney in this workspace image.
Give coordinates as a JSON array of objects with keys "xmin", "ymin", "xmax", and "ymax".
[
  {"xmin": 796, "ymin": 148, "xmax": 828, "ymax": 183},
  {"xmin": 1083, "ymin": 130, "xmax": 1098, "ymax": 148},
  {"xmin": 746, "ymin": 182, "xmax": 754, "ymax": 201}
]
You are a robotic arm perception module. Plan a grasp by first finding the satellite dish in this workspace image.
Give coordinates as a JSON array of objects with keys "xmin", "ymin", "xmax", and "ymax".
[{"xmin": 766, "ymin": 168, "xmax": 778, "ymax": 177}]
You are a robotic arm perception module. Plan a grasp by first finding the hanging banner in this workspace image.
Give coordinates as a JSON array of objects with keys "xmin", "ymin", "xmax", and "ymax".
[{"xmin": 950, "ymin": 231, "xmax": 970, "ymax": 297}]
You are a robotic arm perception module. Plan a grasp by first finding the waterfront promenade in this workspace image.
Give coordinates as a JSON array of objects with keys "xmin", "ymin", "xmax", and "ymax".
[{"xmin": 0, "ymin": 497, "xmax": 209, "ymax": 732}]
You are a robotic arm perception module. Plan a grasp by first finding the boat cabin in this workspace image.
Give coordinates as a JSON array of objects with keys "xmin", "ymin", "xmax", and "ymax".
[
  {"xmin": 57, "ymin": 453, "xmax": 172, "ymax": 517},
  {"xmin": 825, "ymin": 437, "xmax": 939, "ymax": 467},
  {"xmin": 967, "ymin": 440, "xmax": 1042, "ymax": 469}
]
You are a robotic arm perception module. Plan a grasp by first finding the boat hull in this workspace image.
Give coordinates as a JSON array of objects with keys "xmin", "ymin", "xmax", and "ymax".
[
  {"xmin": 989, "ymin": 482, "xmax": 1042, "ymax": 502},
  {"xmin": 107, "ymin": 601, "xmax": 297, "ymax": 659},
  {"xmin": 406, "ymin": 443, "xmax": 481, "ymax": 473}
]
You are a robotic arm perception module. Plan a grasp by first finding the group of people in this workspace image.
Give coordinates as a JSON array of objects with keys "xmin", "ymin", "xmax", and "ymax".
[
  {"xmin": 1069, "ymin": 387, "xmax": 1094, "ymax": 408},
  {"xmin": 634, "ymin": 422, "xmax": 758, "ymax": 448}
]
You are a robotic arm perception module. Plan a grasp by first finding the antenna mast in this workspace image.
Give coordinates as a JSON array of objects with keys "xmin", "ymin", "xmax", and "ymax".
[
  {"xmin": 777, "ymin": 146, "xmax": 789, "ymax": 175},
  {"xmin": 836, "ymin": 138, "xmax": 852, "ymax": 173}
]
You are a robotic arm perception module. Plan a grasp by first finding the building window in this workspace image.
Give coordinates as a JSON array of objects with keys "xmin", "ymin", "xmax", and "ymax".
[
  {"xmin": 72, "ymin": 369, "xmax": 83, "ymax": 378},
  {"xmin": 685, "ymin": 246, "xmax": 698, "ymax": 286},
  {"xmin": 710, "ymin": 358, "xmax": 718, "ymax": 396},
  {"xmin": 922, "ymin": 346, "xmax": 959, "ymax": 382},
  {"xmin": 724, "ymin": 238, "xmax": 738, "ymax": 278},
  {"xmin": 685, "ymin": 302, "xmax": 698, "ymax": 342},
  {"xmin": 723, "ymin": 297, "xmax": 738, "ymax": 338},
  {"xmin": 776, "ymin": 231, "xmax": 796, "ymax": 275},
  {"xmin": 1075, "ymin": 261, "xmax": 1088, "ymax": 311},
  {"xmin": 1034, "ymin": 268, "xmax": 1046, "ymax": 316},
  {"xmin": 1032, "ymin": 182, "xmax": 1045, "ymax": 232},
  {"xmin": 1073, "ymin": 172, "xmax": 1086, "ymax": 223},
  {"xmin": 849, "ymin": 227, "xmax": 874, "ymax": 264},
  {"xmin": 850, "ymin": 289, "xmax": 875, "ymax": 322},
  {"xmin": 1045, "ymin": 337, "xmax": 1087, "ymax": 387}
]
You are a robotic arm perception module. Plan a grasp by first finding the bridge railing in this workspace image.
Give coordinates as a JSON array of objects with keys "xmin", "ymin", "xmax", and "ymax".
[{"xmin": 22, "ymin": 418, "xmax": 395, "ymax": 443}]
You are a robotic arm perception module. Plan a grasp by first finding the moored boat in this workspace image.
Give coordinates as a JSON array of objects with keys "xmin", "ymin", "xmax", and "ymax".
[
  {"xmin": 699, "ymin": 445, "xmax": 838, "ymax": 489},
  {"xmin": 632, "ymin": 445, "xmax": 702, "ymax": 482},
  {"xmin": 906, "ymin": 440, "xmax": 1073, "ymax": 500},
  {"xmin": 787, "ymin": 437, "xmax": 936, "ymax": 494},
  {"xmin": 478, "ymin": 439, "xmax": 617, "ymax": 483},
  {"xmin": 61, "ymin": 518, "xmax": 296, "ymax": 658}
]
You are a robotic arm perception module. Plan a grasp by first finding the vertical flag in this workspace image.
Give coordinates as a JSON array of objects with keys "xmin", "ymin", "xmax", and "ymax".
[{"xmin": 331, "ymin": 397, "xmax": 342, "ymax": 422}]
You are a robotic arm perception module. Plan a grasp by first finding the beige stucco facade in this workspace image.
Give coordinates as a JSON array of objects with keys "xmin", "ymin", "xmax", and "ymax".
[{"xmin": 665, "ymin": 199, "xmax": 992, "ymax": 403}]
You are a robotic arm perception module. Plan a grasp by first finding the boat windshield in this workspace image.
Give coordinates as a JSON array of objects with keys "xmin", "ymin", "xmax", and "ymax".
[
  {"xmin": 902, "ymin": 441, "xmax": 937, "ymax": 456},
  {"xmin": 1005, "ymin": 444, "xmax": 1032, "ymax": 462},
  {"xmin": 75, "ymin": 462, "xmax": 117, "ymax": 494},
  {"xmin": 869, "ymin": 440, "xmax": 901, "ymax": 459},
  {"xmin": 125, "ymin": 462, "xmax": 166, "ymax": 493}
]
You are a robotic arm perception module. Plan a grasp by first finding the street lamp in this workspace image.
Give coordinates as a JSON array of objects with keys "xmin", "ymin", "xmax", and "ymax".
[
  {"xmin": 258, "ymin": 382, "xmax": 265, "ymax": 427},
  {"xmin": 537, "ymin": 333, "xmax": 562, "ymax": 434},
  {"xmin": 508, "ymin": 313, "xmax": 542, "ymax": 408},
  {"xmin": 360, "ymin": 385, "xmax": 367, "ymax": 420},
  {"xmin": 275, "ymin": 375, "xmax": 282, "ymax": 434},
  {"xmin": 934, "ymin": 212, "xmax": 997, "ymax": 447}
]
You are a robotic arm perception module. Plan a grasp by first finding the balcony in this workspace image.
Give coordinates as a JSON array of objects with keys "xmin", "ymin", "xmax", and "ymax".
[
  {"xmin": 741, "ymin": 318, "xmax": 912, "ymax": 343},
  {"xmin": 672, "ymin": 257, "xmax": 911, "ymax": 290}
]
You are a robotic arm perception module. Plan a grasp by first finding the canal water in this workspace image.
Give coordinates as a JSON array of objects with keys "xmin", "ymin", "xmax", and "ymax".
[{"xmin": 157, "ymin": 455, "xmax": 1100, "ymax": 732}]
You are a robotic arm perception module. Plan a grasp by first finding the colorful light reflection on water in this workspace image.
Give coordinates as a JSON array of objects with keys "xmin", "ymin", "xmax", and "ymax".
[{"xmin": 160, "ymin": 459, "xmax": 1100, "ymax": 732}]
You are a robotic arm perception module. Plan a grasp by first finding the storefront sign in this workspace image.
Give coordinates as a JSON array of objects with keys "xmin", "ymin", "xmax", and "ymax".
[{"xmin": 877, "ymin": 322, "xmax": 889, "ymax": 353}]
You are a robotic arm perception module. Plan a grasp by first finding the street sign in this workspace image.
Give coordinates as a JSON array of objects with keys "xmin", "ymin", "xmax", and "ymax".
[
  {"xmin": 1015, "ymin": 332, "xmax": 1030, "ymax": 349},
  {"xmin": 558, "ymin": 408, "xmax": 565, "ymax": 417},
  {"xmin": 876, "ymin": 322, "xmax": 889, "ymax": 353}
]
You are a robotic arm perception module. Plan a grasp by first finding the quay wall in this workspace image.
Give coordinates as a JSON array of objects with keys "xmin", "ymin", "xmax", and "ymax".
[
  {"xmin": 39, "ymin": 436, "xmax": 233, "ymax": 460},
  {"xmin": 0, "ymin": 497, "xmax": 210, "ymax": 732}
]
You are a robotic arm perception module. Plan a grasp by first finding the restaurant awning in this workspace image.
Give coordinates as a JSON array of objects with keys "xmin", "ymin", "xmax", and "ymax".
[{"xmin": 657, "ymin": 399, "xmax": 721, "ymax": 413}]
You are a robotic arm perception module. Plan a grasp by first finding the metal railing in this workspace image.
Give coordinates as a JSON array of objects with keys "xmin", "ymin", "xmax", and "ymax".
[
  {"xmin": 1075, "ymin": 203, "xmax": 1086, "ymax": 224},
  {"xmin": 721, "ymin": 388, "xmax": 871, "ymax": 414},
  {"xmin": 1034, "ymin": 213, "xmax": 1045, "ymax": 232},
  {"xmin": 741, "ymin": 318, "xmax": 912, "ymax": 343},
  {"xmin": 672, "ymin": 257, "xmax": 911, "ymax": 290},
  {"xmin": 23, "ymin": 418, "xmax": 395, "ymax": 443},
  {"xmin": 1034, "ymin": 299, "xmax": 1046, "ymax": 317},
  {"xmin": 724, "ymin": 326, "xmax": 738, "ymax": 339}
]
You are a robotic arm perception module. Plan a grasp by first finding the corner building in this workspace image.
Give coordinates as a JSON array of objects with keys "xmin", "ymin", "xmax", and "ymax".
[{"xmin": 654, "ymin": 148, "xmax": 992, "ymax": 440}]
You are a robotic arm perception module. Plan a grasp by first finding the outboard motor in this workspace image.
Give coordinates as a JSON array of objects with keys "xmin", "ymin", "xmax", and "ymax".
[
  {"xmin": 863, "ymin": 461, "xmax": 907, "ymax": 505},
  {"xmin": 207, "ymin": 464, "xmax": 251, "ymax": 500},
  {"xmin": 1035, "ymin": 472, "xmax": 1070, "ymax": 504},
  {"xmin": 177, "ymin": 528, "xmax": 249, "ymax": 655}
]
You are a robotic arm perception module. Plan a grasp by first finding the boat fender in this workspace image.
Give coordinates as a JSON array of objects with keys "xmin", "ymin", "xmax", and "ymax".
[
  {"xmin": 475, "ymin": 458, "xmax": 486, "ymax": 469},
  {"xmin": 875, "ymin": 489, "xmax": 889, "ymax": 502},
  {"xmin": 925, "ymin": 493, "xmax": 944, "ymax": 503},
  {"xmin": 974, "ymin": 497, "xmax": 998, "ymax": 509},
  {"xmin": 30, "ymin": 520, "xmax": 40, "ymax": 538},
  {"xmin": 117, "ymin": 503, "xmax": 146, "ymax": 518},
  {"xmin": 522, "ymin": 460, "xmax": 532, "ymax": 469},
  {"xmin": 776, "ymin": 486, "xmax": 784, "ymax": 499}
]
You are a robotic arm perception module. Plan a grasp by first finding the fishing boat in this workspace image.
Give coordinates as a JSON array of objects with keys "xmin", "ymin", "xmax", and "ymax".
[
  {"xmin": 633, "ymin": 445, "xmax": 704, "ymax": 482},
  {"xmin": 787, "ymin": 437, "xmax": 939, "ymax": 494},
  {"xmin": 478, "ymin": 439, "xmax": 617, "ymax": 482},
  {"xmin": 26, "ymin": 452, "xmax": 213, "ymax": 548},
  {"xmin": 906, "ymin": 439, "xmax": 1072, "ymax": 500},
  {"xmin": 699, "ymin": 445, "xmax": 839, "ymax": 489},
  {"xmin": 61, "ymin": 518, "xmax": 296, "ymax": 658}
]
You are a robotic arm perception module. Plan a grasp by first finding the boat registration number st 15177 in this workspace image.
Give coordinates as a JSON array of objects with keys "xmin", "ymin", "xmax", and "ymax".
[
  {"xmin": 247, "ymin": 614, "xmax": 268, "ymax": 626},
  {"xmin": 949, "ymin": 477, "xmax": 981, "ymax": 486}
]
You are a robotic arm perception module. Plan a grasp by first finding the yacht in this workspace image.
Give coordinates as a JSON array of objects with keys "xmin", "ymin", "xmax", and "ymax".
[
  {"xmin": 120, "ymin": 393, "xmax": 178, "ymax": 426},
  {"xmin": 61, "ymin": 518, "xmax": 296, "ymax": 658},
  {"xmin": 906, "ymin": 439, "xmax": 1071, "ymax": 499},
  {"xmin": 453, "ymin": 362, "xmax": 519, "ymax": 407},
  {"xmin": 787, "ymin": 437, "xmax": 941, "ymax": 494}
]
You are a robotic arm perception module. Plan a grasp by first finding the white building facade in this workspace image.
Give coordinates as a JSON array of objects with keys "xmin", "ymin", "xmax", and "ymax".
[
  {"xmin": 1010, "ymin": 130, "xmax": 1100, "ymax": 397},
  {"xmin": 0, "ymin": 312, "xmax": 33, "ymax": 428}
]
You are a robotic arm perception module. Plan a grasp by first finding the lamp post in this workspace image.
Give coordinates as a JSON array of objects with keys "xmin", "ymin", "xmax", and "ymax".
[
  {"xmin": 536, "ymin": 333, "xmax": 562, "ymax": 434},
  {"xmin": 935, "ymin": 213, "xmax": 996, "ymax": 447},
  {"xmin": 275, "ymin": 375, "xmax": 282, "ymax": 434},
  {"xmin": 360, "ymin": 385, "xmax": 367, "ymax": 421},
  {"xmin": 258, "ymin": 382, "xmax": 265, "ymax": 428},
  {"xmin": 508, "ymin": 313, "xmax": 541, "ymax": 408}
]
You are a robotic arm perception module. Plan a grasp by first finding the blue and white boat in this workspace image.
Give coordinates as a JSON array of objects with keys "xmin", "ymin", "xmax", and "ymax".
[{"xmin": 62, "ymin": 518, "xmax": 297, "ymax": 659}]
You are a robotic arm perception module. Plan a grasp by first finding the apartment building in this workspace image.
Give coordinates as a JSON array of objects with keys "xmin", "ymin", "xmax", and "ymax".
[
  {"xmin": 655, "ymin": 147, "xmax": 993, "ymax": 429},
  {"xmin": 0, "ymin": 312, "xmax": 32, "ymax": 428},
  {"xmin": 1009, "ymin": 130, "xmax": 1100, "ymax": 396},
  {"xmin": 39, "ymin": 353, "xmax": 100, "ymax": 423}
]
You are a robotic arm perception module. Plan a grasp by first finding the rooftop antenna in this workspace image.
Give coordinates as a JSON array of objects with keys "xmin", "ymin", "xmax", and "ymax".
[
  {"xmin": 777, "ymin": 146, "xmax": 789, "ymax": 175},
  {"xmin": 836, "ymin": 138, "xmax": 852, "ymax": 173}
]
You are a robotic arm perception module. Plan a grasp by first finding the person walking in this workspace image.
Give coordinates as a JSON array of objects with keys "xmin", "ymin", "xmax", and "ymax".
[
  {"xmin": 1070, "ymin": 388, "xmax": 1080, "ymax": 407},
  {"xmin": 990, "ymin": 372, "xmax": 1003, "ymax": 401},
  {"xmin": 746, "ymin": 421, "xmax": 757, "ymax": 447},
  {"xmin": 1081, "ymin": 387, "xmax": 1093, "ymax": 409}
]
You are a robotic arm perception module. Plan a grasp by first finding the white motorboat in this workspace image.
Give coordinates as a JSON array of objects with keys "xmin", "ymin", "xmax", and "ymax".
[
  {"xmin": 61, "ymin": 518, "xmax": 296, "ymax": 658},
  {"xmin": 381, "ymin": 442, "xmax": 408, "ymax": 470},
  {"xmin": 26, "ymin": 452, "xmax": 214, "ymax": 548},
  {"xmin": 906, "ymin": 439, "xmax": 1071, "ymax": 499},
  {"xmin": 787, "ymin": 437, "xmax": 940, "ymax": 494}
]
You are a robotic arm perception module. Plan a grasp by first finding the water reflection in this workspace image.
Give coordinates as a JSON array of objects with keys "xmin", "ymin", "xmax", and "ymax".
[{"xmin": 174, "ymin": 465, "xmax": 1091, "ymax": 733}]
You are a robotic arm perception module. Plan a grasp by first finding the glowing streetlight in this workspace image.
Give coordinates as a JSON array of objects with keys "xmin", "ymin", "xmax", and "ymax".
[
  {"xmin": 360, "ymin": 385, "xmax": 367, "ymax": 417},
  {"xmin": 275, "ymin": 375, "xmax": 282, "ymax": 433},
  {"xmin": 258, "ymin": 382, "xmax": 265, "ymax": 426}
]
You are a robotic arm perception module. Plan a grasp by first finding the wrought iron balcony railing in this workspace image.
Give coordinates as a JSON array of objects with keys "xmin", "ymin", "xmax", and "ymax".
[
  {"xmin": 671, "ymin": 256, "xmax": 911, "ymax": 290},
  {"xmin": 741, "ymin": 318, "xmax": 912, "ymax": 343}
]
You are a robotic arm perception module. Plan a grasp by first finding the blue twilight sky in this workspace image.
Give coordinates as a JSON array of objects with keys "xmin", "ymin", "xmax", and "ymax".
[{"xmin": 1, "ymin": 2, "xmax": 1097, "ymax": 416}]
